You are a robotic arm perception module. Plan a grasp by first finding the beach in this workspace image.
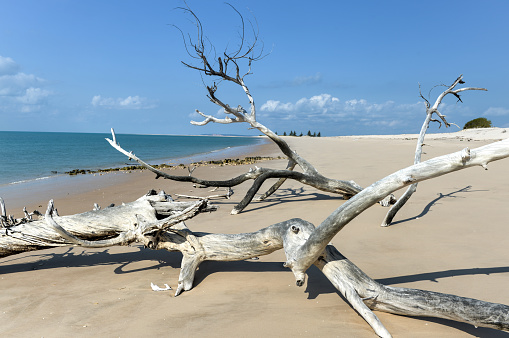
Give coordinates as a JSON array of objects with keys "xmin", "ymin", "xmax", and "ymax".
[{"xmin": 1, "ymin": 128, "xmax": 509, "ymax": 337}]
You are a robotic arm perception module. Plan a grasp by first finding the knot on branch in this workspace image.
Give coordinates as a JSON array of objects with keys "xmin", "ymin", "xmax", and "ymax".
[
  {"xmin": 402, "ymin": 176, "xmax": 416, "ymax": 184},
  {"xmin": 460, "ymin": 147, "xmax": 471, "ymax": 164}
]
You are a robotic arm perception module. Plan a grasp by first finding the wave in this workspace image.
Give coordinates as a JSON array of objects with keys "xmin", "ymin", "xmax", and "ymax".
[{"xmin": 7, "ymin": 176, "xmax": 53, "ymax": 186}]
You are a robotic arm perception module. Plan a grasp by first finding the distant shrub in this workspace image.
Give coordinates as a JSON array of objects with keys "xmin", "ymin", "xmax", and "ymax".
[{"xmin": 463, "ymin": 117, "xmax": 492, "ymax": 129}]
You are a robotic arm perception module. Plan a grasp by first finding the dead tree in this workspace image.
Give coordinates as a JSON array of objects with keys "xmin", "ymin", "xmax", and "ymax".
[
  {"xmin": 105, "ymin": 6, "xmax": 397, "ymax": 214},
  {"xmin": 2, "ymin": 139, "xmax": 509, "ymax": 337},
  {"xmin": 381, "ymin": 75, "xmax": 487, "ymax": 226}
]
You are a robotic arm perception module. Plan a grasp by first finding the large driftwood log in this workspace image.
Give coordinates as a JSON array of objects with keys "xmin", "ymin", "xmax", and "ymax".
[
  {"xmin": 149, "ymin": 217, "xmax": 509, "ymax": 335},
  {"xmin": 0, "ymin": 192, "xmax": 213, "ymax": 259}
]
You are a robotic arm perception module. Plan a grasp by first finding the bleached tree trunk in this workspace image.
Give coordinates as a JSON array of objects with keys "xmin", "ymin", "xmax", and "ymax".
[{"xmin": 316, "ymin": 245, "xmax": 509, "ymax": 333}]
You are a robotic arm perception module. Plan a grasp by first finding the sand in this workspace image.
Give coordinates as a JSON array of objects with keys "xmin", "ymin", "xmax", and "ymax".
[{"xmin": 1, "ymin": 128, "xmax": 509, "ymax": 337}]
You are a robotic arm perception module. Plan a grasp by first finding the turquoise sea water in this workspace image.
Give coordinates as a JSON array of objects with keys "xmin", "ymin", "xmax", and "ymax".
[{"xmin": 0, "ymin": 131, "xmax": 263, "ymax": 187}]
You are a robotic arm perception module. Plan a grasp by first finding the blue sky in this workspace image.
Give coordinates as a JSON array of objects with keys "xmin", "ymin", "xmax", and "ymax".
[{"xmin": 1, "ymin": 0, "xmax": 508, "ymax": 136}]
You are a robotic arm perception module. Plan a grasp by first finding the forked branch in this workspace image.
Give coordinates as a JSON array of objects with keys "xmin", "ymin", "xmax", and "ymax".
[
  {"xmin": 109, "ymin": 5, "xmax": 382, "ymax": 214},
  {"xmin": 382, "ymin": 75, "xmax": 487, "ymax": 226}
]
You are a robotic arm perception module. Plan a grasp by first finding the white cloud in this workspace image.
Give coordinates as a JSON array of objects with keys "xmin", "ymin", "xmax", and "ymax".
[
  {"xmin": 483, "ymin": 107, "xmax": 509, "ymax": 116},
  {"xmin": 260, "ymin": 99, "xmax": 294, "ymax": 112},
  {"xmin": 261, "ymin": 94, "xmax": 342, "ymax": 115},
  {"xmin": 259, "ymin": 94, "xmax": 424, "ymax": 130},
  {"xmin": 0, "ymin": 56, "xmax": 20, "ymax": 75},
  {"xmin": 19, "ymin": 87, "xmax": 52, "ymax": 104},
  {"xmin": 0, "ymin": 73, "xmax": 46, "ymax": 96},
  {"xmin": 91, "ymin": 95, "xmax": 157, "ymax": 110},
  {"xmin": 0, "ymin": 56, "xmax": 52, "ymax": 113}
]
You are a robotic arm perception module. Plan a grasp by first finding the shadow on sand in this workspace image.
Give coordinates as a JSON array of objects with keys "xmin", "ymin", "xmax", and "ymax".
[
  {"xmin": 233, "ymin": 187, "xmax": 341, "ymax": 214},
  {"xmin": 390, "ymin": 185, "xmax": 487, "ymax": 226},
  {"xmin": 1, "ymin": 231, "xmax": 508, "ymax": 336}
]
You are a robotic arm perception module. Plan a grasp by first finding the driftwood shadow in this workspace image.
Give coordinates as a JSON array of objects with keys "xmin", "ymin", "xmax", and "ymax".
[
  {"xmin": 411, "ymin": 316, "xmax": 509, "ymax": 337},
  {"xmin": 390, "ymin": 185, "xmax": 486, "ymax": 226},
  {"xmin": 192, "ymin": 259, "xmax": 286, "ymax": 287},
  {"xmin": 192, "ymin": 259, "xmax": 340, "ymax": 295},
  {"xmin": 241, "ymin": 188, "xmax": 341, "ymax": 214},
  {"xmin": 377, "ymin": 266, "xmax": 509, "ymax": 285},
  {"xmin": 0, "ymin": 246, "xmax": 181, "ymax": 275},
  {"xmin": 378, "ymin": 266, "xmax": 509, "ymax": 336},
  {"xmin": 194, "ymin": 260, "xmax": 509, "ymax": 337},
  {"xmin": 2, "ymin": 247, "xmax": 508, "ymax": 336}
]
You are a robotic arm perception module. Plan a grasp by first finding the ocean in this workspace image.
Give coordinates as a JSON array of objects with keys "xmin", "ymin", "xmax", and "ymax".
[{"xmin": 0, "ymin": 131, "xmax": 264, "ymax": 187}]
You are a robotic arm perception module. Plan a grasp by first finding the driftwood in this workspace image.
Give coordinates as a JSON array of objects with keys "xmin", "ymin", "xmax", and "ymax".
[
  {"xmin": 107, "ymin": 130, "xmax": 370, "ymax": 214},
  {"xmin": 2, "ymin": 5, "xmax": 508, "ymax": 337},
  {"xmin": 2, "ymin": 138, "xmax": 509, "ymax": 337},
  {"xmin": 175, "ymin": 187, "xmax": 234, "ymax": 200},
  {"xmin": 381, "ymin": 75, "xmax": 487, "ymax": 226},
  {"xmin": 104, "ymin": 5, "xmax": 382, "ymax": 215},
  {"xmin": 0, "ymin": 191, "xmax": 214, "ymax": 258}
]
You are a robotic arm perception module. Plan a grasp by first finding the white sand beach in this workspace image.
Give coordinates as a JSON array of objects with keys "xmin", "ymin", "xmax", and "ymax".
[{"xmin": 1, "ymin": 128, "xmax": 508, "ymax": 337}]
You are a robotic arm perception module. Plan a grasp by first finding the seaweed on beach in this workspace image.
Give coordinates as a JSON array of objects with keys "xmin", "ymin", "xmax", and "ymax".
[{"xmin": 64, "ymin": 156, "xmax": 283, "ymax": 176}]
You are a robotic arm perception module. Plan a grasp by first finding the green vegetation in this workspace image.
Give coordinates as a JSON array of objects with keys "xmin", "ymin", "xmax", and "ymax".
[
  {"xmin": 280, "ymin": 130, "xmax": 321, "ymax": 137},
  {"xmin": 463, "ymin": 117, "xmax": 492, "ymax": 129}
]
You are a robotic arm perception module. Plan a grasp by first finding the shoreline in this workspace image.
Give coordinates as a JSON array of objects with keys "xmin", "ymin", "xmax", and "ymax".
[
  {"xmin": 0, "ymin": 132, "xmax": 265, "ymax": 188},
  {"xmin": 1, "ymin": 129, "xmax": 509, "ymax": 337},
  {"xmin": 1, "ymin": 138, "xmax": 282, "ymax": 216},
  {"xmin": 4, "ymin": 127, "xmax": 508, "ymax": 217}
]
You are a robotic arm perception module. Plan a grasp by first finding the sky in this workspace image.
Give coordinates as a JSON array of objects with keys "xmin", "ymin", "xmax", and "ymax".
[{"xmin": 1, "ymin": 0, "xmax": 508, "ymax": 137}]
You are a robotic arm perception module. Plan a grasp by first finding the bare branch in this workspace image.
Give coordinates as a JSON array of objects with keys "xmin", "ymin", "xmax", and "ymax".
[
  {"xmin": 190, "ymin": 109, "xmax": 239, "ymax": 126},
  {"xmin": 254, "ymin": 159, "xmax": 297, "ymax": 201},
  {"xmin": 382, "ymin": 75, "xmax": 487, "ymax": 226}
]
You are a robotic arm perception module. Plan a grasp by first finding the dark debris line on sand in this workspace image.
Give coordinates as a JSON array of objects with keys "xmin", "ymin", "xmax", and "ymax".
[{"xmin": 65, "ymin": 156, "xmax": 284, "ymax": 176}]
